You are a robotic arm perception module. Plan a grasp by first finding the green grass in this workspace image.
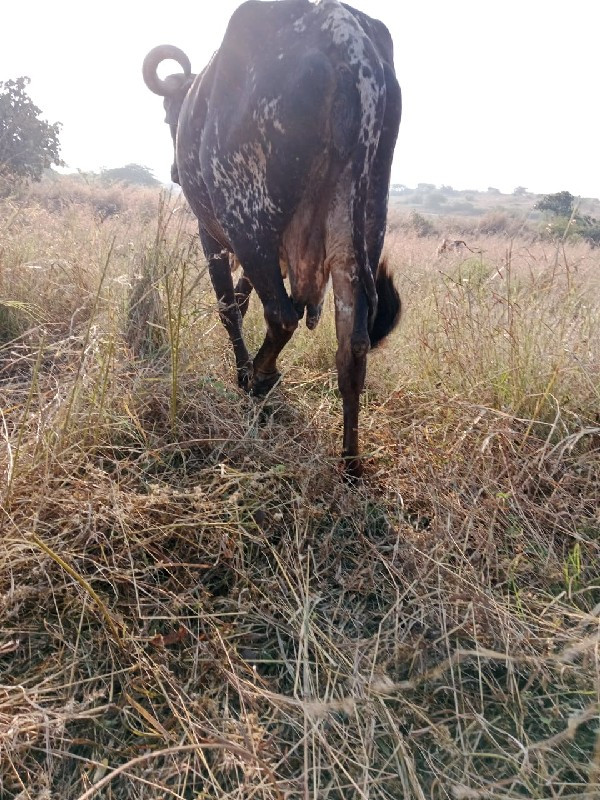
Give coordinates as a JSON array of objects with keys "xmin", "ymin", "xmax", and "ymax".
[{"xmin": 0, "ymin": 179, "xmax": 599, "ymax": 798}]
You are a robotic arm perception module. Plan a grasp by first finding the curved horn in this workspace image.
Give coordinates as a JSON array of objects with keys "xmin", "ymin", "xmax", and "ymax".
[{"xmin": 142, "ymin": 45, "xmax": 192, "ymax": 97}]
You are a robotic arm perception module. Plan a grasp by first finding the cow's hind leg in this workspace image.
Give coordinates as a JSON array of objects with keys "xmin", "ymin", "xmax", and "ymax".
[
  {"xmin": 234, "ymin": 273, "xmax": 253, "ymax": 318},
  {"xmin": 233, "ymin": 250, "xmax": 299, "ymax": 396},
  {"xmin": 201, "ymin": 231, "xmax": 253, "ymax": 390},
  {"xmin": 331, "ymin": 264, "xmax": 370, "ymax": 478},
  {"xmin": 251, "ymin": 321, "xmax": 297, "ymax": 396}
]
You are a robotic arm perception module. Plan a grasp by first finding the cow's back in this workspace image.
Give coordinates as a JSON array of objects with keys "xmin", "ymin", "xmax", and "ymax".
[{"xmin": 177, "ymin": 0, "xmax": 398, "ymax": 312}]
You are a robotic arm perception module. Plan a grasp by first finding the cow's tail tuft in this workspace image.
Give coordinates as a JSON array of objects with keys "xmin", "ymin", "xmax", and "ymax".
[{"xmin": 369, "ymin": 256, "xmax": 401, "ymax": 349}]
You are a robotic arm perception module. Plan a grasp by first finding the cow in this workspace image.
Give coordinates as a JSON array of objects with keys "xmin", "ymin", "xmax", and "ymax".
[{"xmin": 143, "ymin": 0, "xmax": 401, "ymax": 477}]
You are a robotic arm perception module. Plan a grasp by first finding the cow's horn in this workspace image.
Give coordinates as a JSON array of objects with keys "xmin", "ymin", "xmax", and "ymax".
[{"xmin": 142, "ymin": 45, "xmax": 192, "ymax": 97}]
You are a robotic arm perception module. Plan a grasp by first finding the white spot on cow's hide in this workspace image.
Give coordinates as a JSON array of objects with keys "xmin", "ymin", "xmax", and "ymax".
[
  {"xmin": 253, "ymin": 96, "xmax": 286, "ymax": 136},
  {"xmin": 317, "ymin": 0, "xmax": 384, "ymax": 188},
  {"xmin": 334, "ymin": 296, "xmax": 353, "ymax": 317},
  {"xmin": 210, "ymin": 141, "xmax": 280, "ymax": 229}
]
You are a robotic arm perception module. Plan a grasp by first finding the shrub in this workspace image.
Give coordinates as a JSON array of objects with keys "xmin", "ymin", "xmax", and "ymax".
[
  {"xmin": 409, "ymin": 210, "xmax": 437, "ymax": 237},
  {"xmin": 542, "ymin": 214, "xmax": 600, "ymax": 246},
  {"xmin": 582, "ymin": 223, "xmax": 600, "ymax": 246},
  {"xmin": 476, "ymin": 210, "xmax": 530, "ymax": 237}
]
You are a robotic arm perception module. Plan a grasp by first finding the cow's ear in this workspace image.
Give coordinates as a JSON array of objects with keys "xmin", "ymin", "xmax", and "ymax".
[{"xmin": 163, "ymin": 97, "xmax": 179, "ymax": 126}]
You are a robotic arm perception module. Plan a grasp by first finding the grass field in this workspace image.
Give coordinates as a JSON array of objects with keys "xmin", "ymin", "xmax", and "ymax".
[{"xmin": 1, "ymin": 180, "xmax": 599, "ymax": 799}]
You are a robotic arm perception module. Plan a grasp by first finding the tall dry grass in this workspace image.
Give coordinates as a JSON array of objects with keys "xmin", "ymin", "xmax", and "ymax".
[{"xmin": 0, "ymin": 181, "xmax": 599, "ymax": 799}]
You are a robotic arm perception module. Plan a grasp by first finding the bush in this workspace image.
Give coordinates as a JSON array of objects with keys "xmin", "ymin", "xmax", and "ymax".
[
  {"xmin": 543, "ymin": 215, "xmax": 577, "ymax": 240},
  {"xmin": 578, "ymin": 215, "xmax": 600, "ymax": 247},
  {"xmin": 543, "ymin": 214, "xmax": 600, "ymax": 246},
  {"xmin": 409, "ymin": 210, "xmax": 437, "ymax": 237},
  {"xmin": 582, "ymin": 224, "xmax": 600, "ymax": 247},
  {"xmin": 476, "ymin": 210, "xmax": 529, "ymax": 237}
]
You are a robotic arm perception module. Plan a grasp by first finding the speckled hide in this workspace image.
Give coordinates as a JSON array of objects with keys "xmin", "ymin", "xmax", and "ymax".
[{"xmin": 143, "ymin": 0, "xmax": 402, "ymax": 477}]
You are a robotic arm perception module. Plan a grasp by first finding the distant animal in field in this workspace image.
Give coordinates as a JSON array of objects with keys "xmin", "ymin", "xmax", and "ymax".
[
  {"xmin": 143, "ymin": 0, "xmax": 401, "ymax": 477},
  {"xmin": 437, "ymin": 238, "xmax": 478, "ymax": 256}
]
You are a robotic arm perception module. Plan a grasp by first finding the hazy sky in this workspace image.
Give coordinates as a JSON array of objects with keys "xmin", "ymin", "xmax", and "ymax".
[{"xmin": 2, "ymin": 0, "xmax": 598, "ymax": 197}]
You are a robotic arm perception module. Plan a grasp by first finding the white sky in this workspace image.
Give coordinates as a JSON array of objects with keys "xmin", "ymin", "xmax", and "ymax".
[{"xmin": 2, "ymin": 0, "xmax": 598, "ymax": 197}]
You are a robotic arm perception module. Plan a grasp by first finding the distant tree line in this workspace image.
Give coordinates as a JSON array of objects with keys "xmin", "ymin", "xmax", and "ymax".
[
  {"xmin": 2, "ymin": 76, "xmax": 598, "ymax": 241},
  {"xmin": 99, "ymin": 164, "xmax": 160, "ymax": 186}
]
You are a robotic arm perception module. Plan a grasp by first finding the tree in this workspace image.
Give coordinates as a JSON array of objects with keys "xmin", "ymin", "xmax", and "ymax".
[
  {"xmin": 101, "ymin": 163, "xmax": 160, "ymax": 187},
  {"xmin": 0, "ymin": 77, "xmax": 63, "ymax": 185},
  {"xmin": 513, "ymin": 186, "xmax": 528, "ymax": 196},
  {"xmin": 535, "ymin": 190, "xmax": 575, "ymax": 218}
]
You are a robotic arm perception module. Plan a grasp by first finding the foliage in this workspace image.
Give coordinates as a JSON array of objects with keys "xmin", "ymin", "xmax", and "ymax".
[
  {"xmin": 544, "ymin": 215, "xmax": 577, "ymax": 240},
  {"xmin": 0, "ymin": 77, "xmax": 63, "ymax": 186},
  {"xmin": 409, "ymin": 209, "xmax": 437, "ymax": 236},
  {"xmin": 101, "ymin": 163, "xmax": 161, "ymax": 187},
  {"xmin": 578, "ymin": 216, "xmax": 600, "ymax": 246},
  {"xmin": 535, "ymin": 190, "xmax": 575, "ymax": 218},
  {"xmin": 545, "ymin": 212, "xmax": 600, "ymax": 247},
  {"xmin": 535, "ymin": 191, "xmax": 600, "ymax": 247}
]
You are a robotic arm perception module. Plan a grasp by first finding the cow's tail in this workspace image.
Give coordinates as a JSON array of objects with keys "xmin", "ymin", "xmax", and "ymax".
[{"xmin": 369, "ymin": 256, "xmax": 401, "ymax": 348}]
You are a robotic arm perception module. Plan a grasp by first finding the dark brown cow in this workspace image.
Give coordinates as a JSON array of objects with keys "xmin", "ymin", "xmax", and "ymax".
[{"xmin": 143, "ymin": 0, "xmax": 401, "ymax": 476}]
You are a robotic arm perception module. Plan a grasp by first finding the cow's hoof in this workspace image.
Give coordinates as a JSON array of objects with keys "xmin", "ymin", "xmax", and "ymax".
[
  {"xmin": 306, "ymin": 303, "xmax": 322, "ymax": 330},
  {"xmin": 237, "ymin": 363, "xmax": 253, "ymax": 392},
  {"xmin": 351, "ymin": 333, "xmax": 370, "ymax": 358},
  {"xmin": 252, "ymin": 370, "xmax": 281, "ymax": 397}
]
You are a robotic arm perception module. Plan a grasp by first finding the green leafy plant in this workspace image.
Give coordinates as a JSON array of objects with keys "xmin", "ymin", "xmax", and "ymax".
[
  {"xmin": 0, "ymin": 77, "xmax": 63, "ymax": 186},
  {"xmin": 535, "ymin": 190, "xmax": 575, "ymax": 218}
]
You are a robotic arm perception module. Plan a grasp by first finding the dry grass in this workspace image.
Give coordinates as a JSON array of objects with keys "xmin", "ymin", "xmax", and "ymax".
[{"xmin": 1, "ymin": 182, "xmax": 599, "ymax": 799}]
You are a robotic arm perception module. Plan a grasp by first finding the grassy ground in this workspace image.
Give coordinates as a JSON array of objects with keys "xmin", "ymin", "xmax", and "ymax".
[{"xmin": 1, "ymin": 181, "xmax": 599, "ymax": 799}]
